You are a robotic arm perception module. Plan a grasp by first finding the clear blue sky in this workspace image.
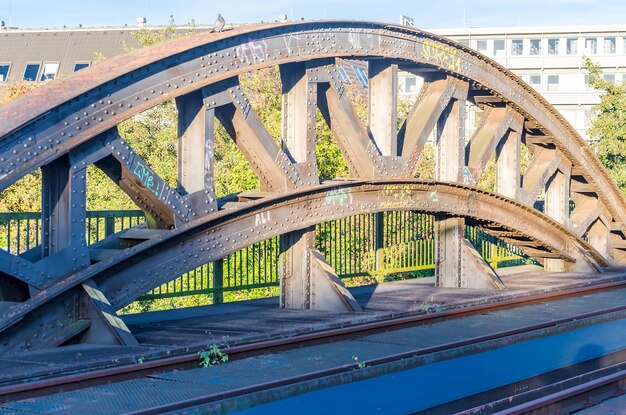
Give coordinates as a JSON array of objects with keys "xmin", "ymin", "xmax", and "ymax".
[{"xmin": 1, "ymin": 0, "xmax": 625, "ymax": 29}]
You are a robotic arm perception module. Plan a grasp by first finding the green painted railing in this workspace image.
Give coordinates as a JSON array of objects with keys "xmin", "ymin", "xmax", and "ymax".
[{"xmin": 0, "ymin": 210, "xmax": 528, "ymax": 304}]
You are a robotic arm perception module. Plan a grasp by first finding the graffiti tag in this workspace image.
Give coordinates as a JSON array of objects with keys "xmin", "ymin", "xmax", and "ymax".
[
  {"xmin": 421, "ymin": 38, "xmax": 462, "ymax": 72},
  {"xmin": 325, "ymin": 188, "xmax": 353, "ymax": 206},
  {"xmin": 236, "ymin": 38, "xmax": 268, "ymax": 64},
  {"xmin": 255, "ymin": 211, "xmax": 271, "ymax": 226},
  {"xmin": 132, "ymin": 161, "xmax": 160, "ymax": 196}
]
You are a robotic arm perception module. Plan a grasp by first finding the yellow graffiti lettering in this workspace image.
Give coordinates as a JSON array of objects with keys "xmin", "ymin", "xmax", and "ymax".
[{"xmin": 421, "ymin": 39, "xmax": 461, "ymax": 72}]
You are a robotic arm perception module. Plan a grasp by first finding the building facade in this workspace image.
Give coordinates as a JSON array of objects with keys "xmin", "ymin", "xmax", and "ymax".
[{"xmin": 401, "ymin": 25, "xmax": 626, "ymax": 141}]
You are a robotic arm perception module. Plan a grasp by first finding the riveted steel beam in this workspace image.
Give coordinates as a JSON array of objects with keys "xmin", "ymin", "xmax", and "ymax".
[
  {"xmin": 279, "ymin": 62, "xmax": 319, "ymax": 185},
  {"xmin": 88, "ymin": 181, "xmax": 600, "ymax": 309},
  {"xmin": 544, "ymin": 166, "xmax": 571, "ymax": 272},
  {"xmin": 368, "ymin": 60, "xmax": 398, "ymax": 157},
  {"xmin": 80, "ymin": 279, "xmax": 138, "ymax": 346},
  {"xmin": 40, "ymin": 155, "xmax": 90, "ymax": 281},
  {"xmin": 0, "ymin": 180, "xmax": 607, "ymax": 352},
  {"xmin": 588, "ymin": 218, "xmax": 611, "ymax": 263},
  {"xmin": 495, "ymin": 128, "xmax": 522, "ymax": 199},
  {"xmin": 317, "ymin": 66, "xmax": 386, "ymax": 179},
  {"xmin": 570, "ymin": 196, "xmax": 601, "ymax": 237},
  {"xmin": 0, "ymin": 249, "xmax": 47, "ymax": 291},
  {"xmin": 97, "ymin": 130, "xmax": 193, "ymax": 229},
  {"xmin": 520, "ymin": 148, "xmax": 563, "ymax": 206},
  {"xmin": 0, "ymin": 22, "xmax": 624, "ymax": 234},
  {"xmin": 0, "ymin": 287, "xmax": 89, "ymax": 354},
  {"xmin": 213, "ymin": 80, "xmax": 303, "ymax": 192},
  {"xmin": 175, "ymin": 90, "xmax": 218, "ymax": 213},
  {"xmin": 278, "ymin": 62, "xmax": 319, "ymax": 310},
  {"xmin": 466, "ymin": 106, "xmax": 524, "ymax": 184},
  {"xmin": 399, "ymin": 77, "xmax": 468, "ymax": 178}
]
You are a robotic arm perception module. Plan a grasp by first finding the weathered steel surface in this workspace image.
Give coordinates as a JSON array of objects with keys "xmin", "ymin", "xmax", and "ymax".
[
  {"xmin": 0, "ymin": 21, "xmax": 623, "ymax": 224},
  {"xmin": 0, "ymin": 20, "xmax": 625, "ymax": 352}
]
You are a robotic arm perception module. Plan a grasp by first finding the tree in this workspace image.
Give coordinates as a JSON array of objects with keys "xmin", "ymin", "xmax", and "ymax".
[{"xmin": 584, "ymin": 57, "xmax": 626, "ymax": 193}]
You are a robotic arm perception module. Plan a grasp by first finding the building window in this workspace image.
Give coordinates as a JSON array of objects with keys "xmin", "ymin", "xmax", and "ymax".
[
  {"xmin": 547, "ymin": 75, "xmax": 559, "ymax": 91},
  {"xmin": 494, "ymin": 39, "xmax": 505, "ymax": 56},
  {"xmin": 511, "ymin": 39, "xmax": 523, "ymax": 56},
  {"xmin": 604, "ymin": 37, "xmax": 616, "ymax": 54},
  {"xmin": 548, "ymin": 39, "xmax": 559, "ymax": 55},
  {"xmin": 337, "ymin": 66, "xmax": 351, "ymax": 84},
  {"xmin": 0, "ymin": 64, "xmax": 10, "ymax": 82},
  {"xmin": 39, "ymin": 62, "xmax": 59, "ymax": 81},
  {"xmin": 23, "ymin": 63, "xmax": 41, "ymax": 82},
  {"xmin": 585, "ymin": 38, "xmax": 597, "ymax": 54},
  {"xmin": 530, "ymin": 39, "xmax": 541, "ymax": 55},
  {"xmin": 529, "ymin": 75, "xmax": 541, "ymax": 89},
  {"xmin": 73, "ymin": 62, "xmax": 90, "ymax": 72},
  {"xmin": 352, "ymin": 66, "xmax": 368, "ymax": 88},
  {"xmin": 476, "ymin": 40, "xmax": 488, "ymax": 54},
  {"xmin": 604, "ymin": 73, "xmax": 615, "ymax": 84},
  {"xmin": 404, "ymin": 77, "xmax": 416, "ymax": 93},
  {"xmin": 584, "ymin": 75, "xmax": 594, "ymax": 90},
  {"xmin": 566, "ymin": 38, "xmax": 578, "ymax": 55},
  {"xmin": 561, "ymin": 110, "xmax": 578, "ymax": 127},
  {"xmin": 584, "ymin": 109, "xmax": 596, "ymax": 128}
]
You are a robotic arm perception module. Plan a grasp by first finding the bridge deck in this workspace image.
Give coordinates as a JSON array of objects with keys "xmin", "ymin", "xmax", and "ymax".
[
  {"xmin": 4, "ymin": 270, "xmax": 626, "ymax": 413},
  {"xmin": 1, "ymin": 267, "xmax": 626, "ymax": 387}
]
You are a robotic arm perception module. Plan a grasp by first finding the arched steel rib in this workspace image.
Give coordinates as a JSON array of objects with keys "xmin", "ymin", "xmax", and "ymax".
[{"xmin": 0, "ymin": 180, "xmax": 605, "ymax": 335}]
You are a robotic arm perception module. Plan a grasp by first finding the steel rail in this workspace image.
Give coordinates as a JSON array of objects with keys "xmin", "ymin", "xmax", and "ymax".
[
  {"xmin": 492, "ymin": 369, "xmax": 626, "ymax": 415},
  {"xmin": 2, "ymin": 277, "xmax": 626, "ymax": 405}
]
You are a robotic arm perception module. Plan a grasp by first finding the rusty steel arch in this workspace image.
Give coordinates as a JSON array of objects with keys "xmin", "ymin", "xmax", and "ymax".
[{"xmin": 1, "ymin": 20, "xmax": 626, "ymax": 353}]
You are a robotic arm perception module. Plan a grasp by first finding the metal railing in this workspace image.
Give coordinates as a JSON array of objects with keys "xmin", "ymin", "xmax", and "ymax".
[
  {"xmin": 1, "ymin": 210, "xmax": 528, "ymax": 304},
  {"xmin": 0, "ymin": 210, "xmax": 145, "ymax": 255}
]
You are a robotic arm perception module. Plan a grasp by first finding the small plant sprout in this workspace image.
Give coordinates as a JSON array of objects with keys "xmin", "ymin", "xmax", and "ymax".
[
  {"xmin": 352, "ymin": 355, "xmax": 366, "ymax": 369},
  {"xmin": 199, "ymin": 344, "xmax": 229, "ymax": 368}
]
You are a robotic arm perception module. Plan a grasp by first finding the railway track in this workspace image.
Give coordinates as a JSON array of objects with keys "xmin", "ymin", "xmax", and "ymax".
[{"xmin": 3, "ymin": 279, "xmax": 626, "ymax": 413}]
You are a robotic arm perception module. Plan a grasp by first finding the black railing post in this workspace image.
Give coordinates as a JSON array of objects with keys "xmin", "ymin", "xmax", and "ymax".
[
  {"xmin": 104, "ymin": 216, "xmax": 115, "ymax": 237},
  {"xmin": 213, "ymin": 259, "xmax": 224, "ymax": 304},
  {"xmin": 375, "ymin": 211, "xmax": 385, "ymax": 277}
]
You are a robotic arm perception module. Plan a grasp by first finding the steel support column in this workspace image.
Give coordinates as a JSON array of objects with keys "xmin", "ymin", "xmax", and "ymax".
[
  {"xmin": 278, "ymin": 63, "xmax": 316, "ymax": 310},
  {"xmin": 175, "ymin": 90, "xmax": 219, "ymax": 214},
  {"xmin": 278, "ymin": 63, "xmax": 357, "ymax": 311},
  {"xmin": 435, "ymin": 100, "xmax": 503, "ymax": 288},
  {"xmin": 544, "ymin": 168, "xmax": 571, "ymax": 271},
  {"xmin": 588, "ymin": 219, "xmax": 610, "ymax": 260},
  {"xmin": 40, "ymin": 155, "xmax": 89, "ymax": 279},
  {"xmin": 435, "ymin": 99, "xmax": 465, "ymax": 287},
  {"xmin": 279, "ymin": 227, "xmax": 315, "ymax": 309},
  {"xmin": 368, "ymin": 61, "xmax": 398, "ymax": 156},
  {"xmin": 496, "ymin": 130, "xmax": 521, "ymax": 199}
]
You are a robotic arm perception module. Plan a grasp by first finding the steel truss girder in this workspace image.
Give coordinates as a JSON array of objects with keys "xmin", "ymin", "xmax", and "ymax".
[
  {"xmin": 0, "ymin": 180, "xmax": 607, "ymax": 353},
  {"xmin": 0, "ymin": 22, "xmax": 624, "ymax": 246},
  {"xmin": 0, "ymin": 21, "xmax": 624, "ymax": 230},
  {"xmin": 465, "ymin": 106, "xmax": 524, "ymax": 183}
]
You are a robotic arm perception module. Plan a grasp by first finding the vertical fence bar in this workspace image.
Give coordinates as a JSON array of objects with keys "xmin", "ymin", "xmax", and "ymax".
[{"xmin": 213, "ymin": 259, "xmax": 223, "ymax": 304}]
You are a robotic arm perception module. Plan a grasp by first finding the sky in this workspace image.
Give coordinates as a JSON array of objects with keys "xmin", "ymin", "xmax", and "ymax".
[{"xmin": 1, "ymin": 0, "xmax": 626, "ymax": 30}]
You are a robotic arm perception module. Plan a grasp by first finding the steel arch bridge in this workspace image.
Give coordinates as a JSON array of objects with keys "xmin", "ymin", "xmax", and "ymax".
[{"xmin": 0, "ymin": 20, "xmax": 625, "ymax": 355}]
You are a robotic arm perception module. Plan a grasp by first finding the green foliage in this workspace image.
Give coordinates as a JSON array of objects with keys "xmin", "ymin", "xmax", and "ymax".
[
  {"xmin": 0, "ymin": 171, "xmax": 41, "ymax": 212},
  {"xmin": 351, "ymin": 355, "xmax": 367, "ymax": 369},
  {"xmin": 584, "ymin": 57, "xmax": 626, "ymax": 193},
  {"xmin": 199, "ymin": 344, "xmax": 229, "ymax": 367}
]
